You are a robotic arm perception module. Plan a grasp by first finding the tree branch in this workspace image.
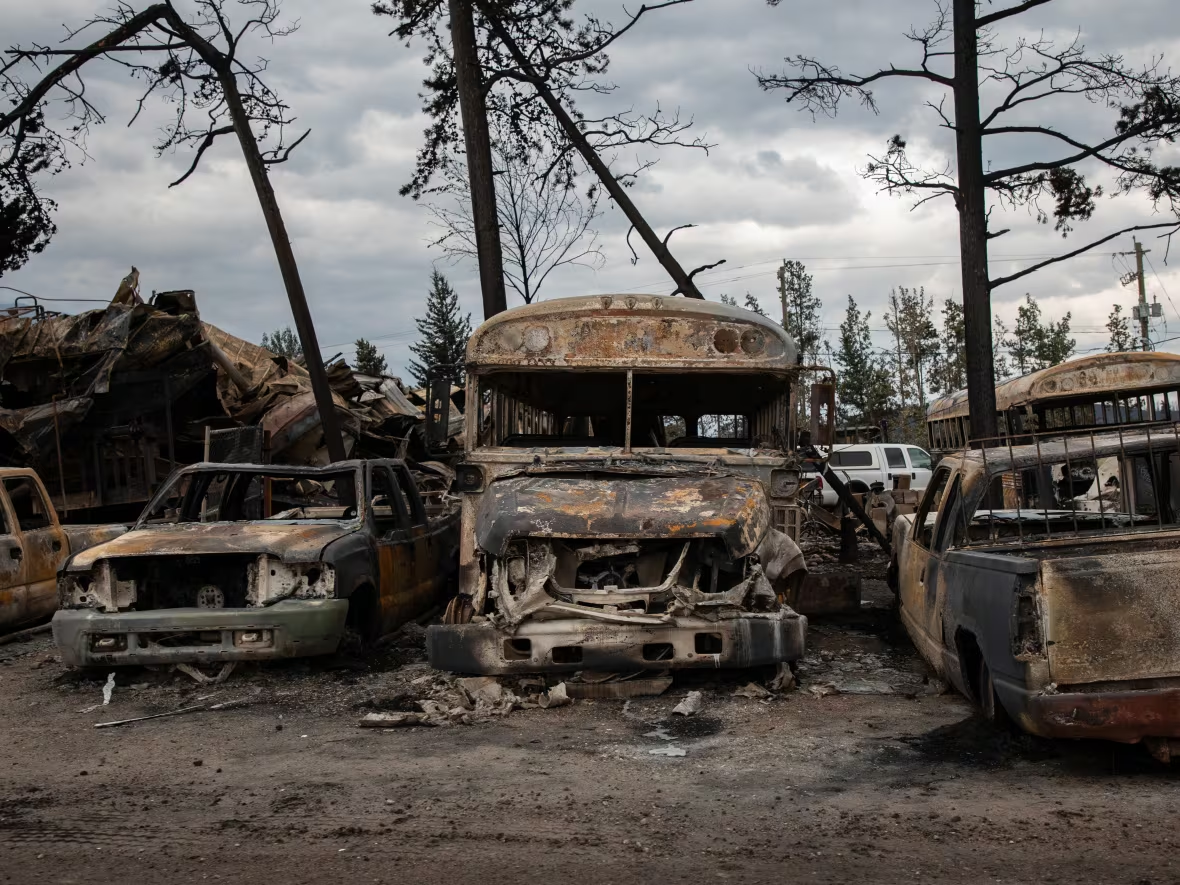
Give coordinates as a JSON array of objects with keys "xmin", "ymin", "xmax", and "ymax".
[
  {"xmin": 626, "ymin": 225, "xmax": 639, "ymax": 265},
  {"xmin": 975, "ymin": 0, "xmax": 1055, "ymax": 29},
  {"xmin": 985, "ymin": 125, "xmax": 1155, "ymax": 181},
  {"xmin": 168, "ymin": 124, "xmax": 234, "ymax": 186},
  {"xmin": 0, "ymin": 4, "xmax": 168, "ymax": 135},
  {"xmin": 989, "ymin": 221, "xmax": 1180, "ymax": 289},
  {"xmin": 261, "ymin": 126, "xmax": 310, "ymax": 164},
  {"xmin": 543, "ymin": 1, "xmax": 696, "ymax": 70},
  {"xmin": 670, "ymin": 258, "xmax": 725, "ymax": 296},
  {"xmin": 662, "ymin": 223, "xmax": 695, "ymax": 247}
]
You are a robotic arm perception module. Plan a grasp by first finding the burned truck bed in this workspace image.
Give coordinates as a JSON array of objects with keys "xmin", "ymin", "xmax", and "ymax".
[
  {"xmin": 892, "ymin": 427, "xmax": 1180, "ymax": 759},
  {"xmin": 53, "ymin": 459, "xmax": 459, "ymax": 667}
]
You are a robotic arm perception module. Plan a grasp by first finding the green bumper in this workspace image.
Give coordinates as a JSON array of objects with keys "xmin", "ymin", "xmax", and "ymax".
[{"xmin": 52, "ymin": 599, "xmax": 349, "ymax": 667}]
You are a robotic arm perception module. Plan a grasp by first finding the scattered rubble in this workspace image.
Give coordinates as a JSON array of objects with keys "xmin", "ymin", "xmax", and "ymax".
[
  {"xmin": 538, "ymin": 682, "xmax": 571, "ymax": 709},
  {"xmin": 0, "ymin": 281, "xmax": 452, "ymax": 523},
  {"xmin": 648, "ymin": 745, "xmax": 687, "ymax": 757},
  {"xmin": 797, "ymin": 649, "xmax": 937, "ymax": 697},
  {"xmin": 733, "ymin": 682, "xmax": 771, "ymax": 699},
  {"xmin": 671, "ymin": 691, "xmax": 703, "ymax": 717},
  {"xmin": 355, "ymin": 670, "xmax": 577, "ymax": 728}
]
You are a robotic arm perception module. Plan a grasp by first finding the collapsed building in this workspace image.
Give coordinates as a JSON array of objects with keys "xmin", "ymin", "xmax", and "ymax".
[{"xmin": 0, "ymin": 288, "xmax": 443, "ymax": 523}]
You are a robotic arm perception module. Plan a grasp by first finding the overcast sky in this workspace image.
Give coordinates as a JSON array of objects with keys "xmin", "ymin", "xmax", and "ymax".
[{"xmin": 4, "ymin": 0, "xmax": 1180, "ymax": 378}]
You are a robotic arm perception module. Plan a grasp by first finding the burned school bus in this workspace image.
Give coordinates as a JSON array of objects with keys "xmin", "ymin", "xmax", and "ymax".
[{"xmin": 426, "ymin": 295, "xmax": 810, "ymax": 675}]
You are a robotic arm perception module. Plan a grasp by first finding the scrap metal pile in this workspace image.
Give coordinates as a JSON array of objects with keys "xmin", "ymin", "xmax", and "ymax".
[{"xmin": 0, "ymin": 282, "xmax": 438, "ymax": 521}]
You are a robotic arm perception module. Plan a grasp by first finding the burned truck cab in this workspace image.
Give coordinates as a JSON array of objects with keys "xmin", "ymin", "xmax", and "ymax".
[{"xmin": 427, "ymin": 294, "xmax": 810, "ymax": 675}]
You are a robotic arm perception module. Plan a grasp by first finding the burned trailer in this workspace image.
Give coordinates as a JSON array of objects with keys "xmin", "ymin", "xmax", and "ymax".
[{"xmin": 427, "ymin": 294, "xmax": 810, "ymax": 675}]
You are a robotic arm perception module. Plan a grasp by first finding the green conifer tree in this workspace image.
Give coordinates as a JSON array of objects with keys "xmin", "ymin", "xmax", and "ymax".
[
  {"xmin": 353, "ymin": 338, "xmax": 388, "ymax": 376},
  {"xmin": 408, "ymin": 271, "xmax": 473, "ymax": 387}
]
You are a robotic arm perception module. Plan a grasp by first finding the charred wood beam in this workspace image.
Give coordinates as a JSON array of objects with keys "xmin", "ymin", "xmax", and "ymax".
[{"xmin": 814, "ymin": 455, "xmax": 891, "ymax": 553}]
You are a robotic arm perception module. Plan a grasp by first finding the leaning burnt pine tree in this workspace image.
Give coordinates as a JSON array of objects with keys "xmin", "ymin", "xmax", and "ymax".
[
  {"xmin": 758, "ymin": 0, "xmax": 1180, "ymax": 443},
  {"xmin": 373, "ymin": 0, "xmax": 716, "ymax": 311},
  {"xmin": 0, "ymin": 0, "xmax": 346, "ymax": 461}
]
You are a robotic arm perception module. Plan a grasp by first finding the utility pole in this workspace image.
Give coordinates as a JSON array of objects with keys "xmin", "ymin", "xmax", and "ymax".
[
  {"xmin": 777, "ymin": 261, "xmax": 788, "ymax": 330},
  {"xmin": 1119, "ymin": 238, "xmax": 1155, "ymax": 351},
  {"xmin": 449, "ymin": 0, "xmax": 508, "ymax": 319},
  {"xmin": 1135, "ymin": 239, "xmax": 1150, "ymax": 351}
]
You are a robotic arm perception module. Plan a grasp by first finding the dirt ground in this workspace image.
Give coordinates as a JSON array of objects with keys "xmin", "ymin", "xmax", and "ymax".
[{"xmin": 3, "ymin": 536, "xmax": 1180, "ymax": 885}]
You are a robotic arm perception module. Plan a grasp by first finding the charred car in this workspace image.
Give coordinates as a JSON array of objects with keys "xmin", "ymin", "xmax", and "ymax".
[
  {"xmin": 0, "ymin": 468, "xmax": 124, "ymax": 633},
  {"xmin": 53, "ymin": 459, "xmax": 459, "ymax": 666},
  {"xmin": 891, "ymin": 427, "xmax": 1180, "ymax": 760},
  {"xmin": 426, "ymin": 294, "xmax": 811, "ymax": 675}
]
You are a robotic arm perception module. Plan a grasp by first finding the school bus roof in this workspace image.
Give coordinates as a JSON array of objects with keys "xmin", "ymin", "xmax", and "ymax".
[
  {"xmin": 927, "ymin": 350, "xmax": 1180, "ymax": 421},
  {"xmin": 467, "ymin": 294, "xmax": 798, "ymax": 371}
]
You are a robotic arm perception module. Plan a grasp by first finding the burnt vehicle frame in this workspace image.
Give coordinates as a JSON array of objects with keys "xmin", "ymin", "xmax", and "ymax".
[
  {"xmin": 52, "ymin": 458, "xmax": 459, "ymax": 666},
  {"xmin": 891, "ymin": 423, "xmax": 1180, "ymax": 752},
  {"xmin": 427, "ymin": 294, "xmax": 816, "ymax": 676}
]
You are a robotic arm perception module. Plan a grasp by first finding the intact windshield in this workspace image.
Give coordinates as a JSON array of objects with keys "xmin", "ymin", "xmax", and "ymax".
[{"xmin": 139, "ymin": 468, "xmax": 361, "ymax": 526}]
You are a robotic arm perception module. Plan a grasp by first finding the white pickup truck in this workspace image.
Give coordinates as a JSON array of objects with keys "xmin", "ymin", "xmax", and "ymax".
[{"xmin": 805, "ymin": 443, "xmax": 934, "ymax": 508}]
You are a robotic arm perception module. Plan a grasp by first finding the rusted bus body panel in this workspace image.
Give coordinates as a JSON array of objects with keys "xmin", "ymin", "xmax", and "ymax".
[
  {"xmin": 53, "ymin": 460, "xmax": 460, "ymax": 666},
  {"xmin": 928, "ymin": 351, "xmax": 1180, "ymax": 422},
  {"xmin": 894, "ymin": 430, "xmax": 1180, "ymax": 745},
  {"xmin": 468, "ymin": 294, "xmax": 797, "ymax": 371},
  {"xmin": 474, "ymin": 475, "xmax": 772, "ymax": 558},
  {"xmin": 428, "ymin": 611, "xmax": 805, "ymax": 676},
  {"xmin": 433, "ymin": 296, "xmax": 809, "ymax": 675},
  {"xmin": 927, "ymin": 351, "xmax": 1180, "ymax": 453}
]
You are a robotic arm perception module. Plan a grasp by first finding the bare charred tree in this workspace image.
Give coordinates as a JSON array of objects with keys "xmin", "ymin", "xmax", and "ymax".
[
  {"xmin": 757, "ymin": 0, "xmax": 1180, "ymax": 444},
  {"xmin": 448, "ymin": 0, "xmax": 506, "ymax": 318},
  {"xmin": 373, "ymin": 0, "xmax": 715, "ymax": 301},
  {"xmin": 427, "ymin": 129, "xmax": 604, "ymax": 304},
  {"xmin": 1, "ymin": 0, "xmax": 346, "ymax": 461}
]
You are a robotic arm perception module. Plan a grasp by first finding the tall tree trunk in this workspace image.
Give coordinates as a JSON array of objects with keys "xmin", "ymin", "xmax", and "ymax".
[
  {"xmin": 450, "ymin": 0, "xmax": 507, "ymax": 318},
  {"xmin": 481, "ymin": 11, "xmax": 705, "ymax": 299},
  {"xmin": 953, "ymin": 0, "xmax": 998, "ymax": 446},
  {"xmin": 216, "ymin": 66, "xmax": 348, "ymax": 463}
]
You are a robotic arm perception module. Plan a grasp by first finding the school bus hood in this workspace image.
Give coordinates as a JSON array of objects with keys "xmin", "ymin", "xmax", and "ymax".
[{"xmin": 474, "ymin": 474, "xmax": 771, "ymax": 558}]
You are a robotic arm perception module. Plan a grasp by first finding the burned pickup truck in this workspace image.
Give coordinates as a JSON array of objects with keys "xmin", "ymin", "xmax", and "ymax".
[
  {"xmin": 891, "ymin": 427, "xmax": 1180, "ymax": 759},
  {"xmin": 427, "ymin": 294, "xmax": 811, "ymax": 675},
  {"xmin": 0, "ymin": 468, "xmax": 125, "ymax": 632},
  {"xmin": 53, "ymin": 459, "xmax": 459, "ymax": 666}
]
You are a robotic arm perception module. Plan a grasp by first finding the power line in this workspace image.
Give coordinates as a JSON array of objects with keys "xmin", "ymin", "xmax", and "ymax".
[
  {"xmin": 1146, "ymin": 253, "xmax": 1179, "ymax": 334},
  {"xmin": 618, "ymin": 250, "xmax": 1119, "ymax": 294}
]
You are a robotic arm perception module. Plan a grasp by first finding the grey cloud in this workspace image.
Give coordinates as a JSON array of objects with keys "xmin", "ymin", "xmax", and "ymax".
[{"xmin": 5, "ymin": 0, "xmax": 1180, "ymax": 379}]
